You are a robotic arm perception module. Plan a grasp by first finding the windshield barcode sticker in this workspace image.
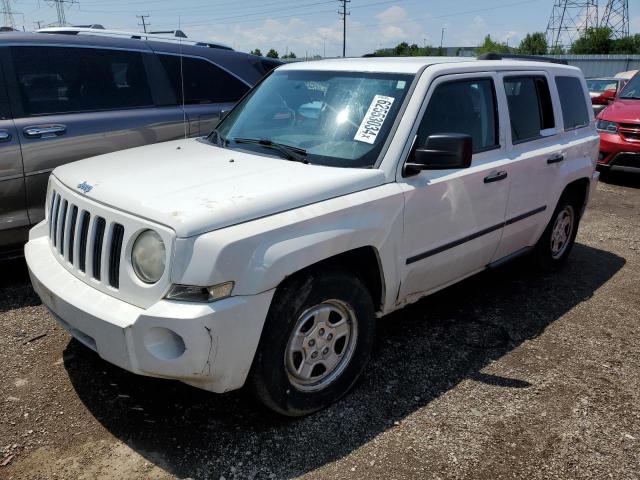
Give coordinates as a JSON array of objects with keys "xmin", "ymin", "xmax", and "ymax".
[{"xmin": 354, "ymin": 95, "xmax": 395, "ymax": 144}]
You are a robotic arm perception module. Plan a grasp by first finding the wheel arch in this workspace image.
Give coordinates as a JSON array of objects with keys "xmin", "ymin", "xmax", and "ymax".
[{"xmin": 561, "ymin": 176, "xmax": 591, "ymax": 216}]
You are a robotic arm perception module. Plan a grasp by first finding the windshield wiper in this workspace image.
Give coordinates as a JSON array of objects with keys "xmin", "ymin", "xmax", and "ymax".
[{"xmin": 231, "ymin": 137, "xmax": 309, "ymax": 164}]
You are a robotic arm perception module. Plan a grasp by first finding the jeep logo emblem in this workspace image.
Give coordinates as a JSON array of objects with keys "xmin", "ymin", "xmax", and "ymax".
[{"xmin": 77, "ymin": 181, "xmax": 93, "ymax": 194}]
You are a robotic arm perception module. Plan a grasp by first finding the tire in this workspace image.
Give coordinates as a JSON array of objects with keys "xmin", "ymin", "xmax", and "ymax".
[
  {"xmin": 533, "ymin": 192, "xmax": 582, "ymax": 269},
  {"xmin": 248, "ymin": 268, "xmax": 375, "ymax": 416}
]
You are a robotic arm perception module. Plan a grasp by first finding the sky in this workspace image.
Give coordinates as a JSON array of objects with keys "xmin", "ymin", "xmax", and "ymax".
[{"xmin": 4, "ymin": 0, "xmax": 640, "ymax": 57}]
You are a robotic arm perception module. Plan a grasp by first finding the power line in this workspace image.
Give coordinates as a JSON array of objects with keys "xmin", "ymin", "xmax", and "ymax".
[
  {"xmin": 136, "ymin": 13, "xmax": 150, "ymax": 32},
  {"xmin": 338, "ymin": 0, "xmax": 349, "ymax": 57}
]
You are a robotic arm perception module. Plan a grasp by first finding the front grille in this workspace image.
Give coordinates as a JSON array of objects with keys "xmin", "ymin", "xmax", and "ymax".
[
  {"xmin": 48, "ymin": 190, "xmax": 125, "ymax": 289},
  {"xmin": 619, "ymin": 123, "xmax": 640, "ymax": 142}
]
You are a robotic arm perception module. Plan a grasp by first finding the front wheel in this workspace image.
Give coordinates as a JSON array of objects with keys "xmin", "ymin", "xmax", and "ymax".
[
  {"xmin": 248, "ymin": 269, "xmax": 375, "ymax": 416},
  {"xmin": 533, "ymin": 194, "xmax": 581, "ymax": 269}
]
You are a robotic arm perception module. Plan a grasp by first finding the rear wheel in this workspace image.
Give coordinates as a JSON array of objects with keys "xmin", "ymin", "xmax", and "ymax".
[
  {"xmin": 248, "ymin": 269, "xmax": 375, "ymax": 416},
  {"xmin": 533, "ymin": 193, "xmax": 581, "ymax": 269}
]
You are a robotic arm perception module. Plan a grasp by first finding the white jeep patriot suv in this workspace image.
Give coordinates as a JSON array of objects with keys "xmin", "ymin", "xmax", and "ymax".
[{"xmin": 26, "ymin": 55, "xmax": 599, "ymax": 416}]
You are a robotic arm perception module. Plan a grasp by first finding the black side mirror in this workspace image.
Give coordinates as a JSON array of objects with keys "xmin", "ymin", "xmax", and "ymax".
[{"xmin": 404, "ymin": 133, "xmax": 473, "ymax": 176}]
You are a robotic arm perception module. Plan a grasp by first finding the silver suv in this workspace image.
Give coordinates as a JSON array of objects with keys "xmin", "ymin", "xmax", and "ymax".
[{"xmin": 0, "ymin": 28, "xmax": 279, "ymax": 257}]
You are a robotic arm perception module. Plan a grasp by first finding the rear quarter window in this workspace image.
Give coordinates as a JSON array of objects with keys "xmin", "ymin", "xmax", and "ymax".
[{"xmin": 555, "ymin": 76, "xmax": 590, "ymax": 130}]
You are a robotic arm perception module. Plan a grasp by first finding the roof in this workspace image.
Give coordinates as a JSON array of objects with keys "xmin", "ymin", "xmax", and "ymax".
[{"xmin": 277, "ymin": 56, "xmax": 580, "ymax": 74}]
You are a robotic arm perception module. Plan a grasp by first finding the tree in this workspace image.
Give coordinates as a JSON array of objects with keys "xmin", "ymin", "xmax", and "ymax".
[
  {"xmin": 549, "ymin": 44, "xmax": 565, "ymax": 55},
  {"xmin": 570, "ymin": 27, "xmax": 613, "ymax": 54},
  {"xmin": 476, "ymin": 35, "xmax": 512, "ymax": 55},
  {"xmin": 611, "ymin": 34, "xmax": 640, "ymax": 54},
  {"xmin": 518, "ymin": 32, "xmax": 548, "ymax": 55},
  {"xmin": 266, "ymin": 49, "xmax": 279, "ymax": 58},
  {"xmin": 282, "ymin": 52, "xmax": 297, "ymax": 59},
  {"xmin": 250, "ymin": 48, "xmax": 263, "ymax": 56}
]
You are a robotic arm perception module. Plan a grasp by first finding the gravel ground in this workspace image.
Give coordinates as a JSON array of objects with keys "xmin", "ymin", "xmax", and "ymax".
[{"xmin": 1, "ymin": 172, "xmax": 639, "ymax": 480}]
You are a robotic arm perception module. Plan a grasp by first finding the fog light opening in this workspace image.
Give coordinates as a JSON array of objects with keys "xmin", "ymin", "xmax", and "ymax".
[{"xmin": 143, "ymin": 327, "xmax": 186, "ymax": 360}]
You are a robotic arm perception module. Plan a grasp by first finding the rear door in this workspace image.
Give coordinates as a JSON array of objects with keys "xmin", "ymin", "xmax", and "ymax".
[
  {"xmin": 0, "ymin": 48, "xmax": 29, "ymax": 250},
  {"xmin": 492, "ymin": 72, "xmax": 565, "ymax": 262},
  {"xmin": 7, "ymin": 45, "xmax": 187, "ymax": 224},
  {"xmin": 156, "ymin": 53, "xmax": 251, "ymax": 136}
]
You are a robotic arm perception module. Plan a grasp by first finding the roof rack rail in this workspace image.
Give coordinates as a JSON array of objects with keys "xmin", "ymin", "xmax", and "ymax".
[
  {"xmin": 477, "ymin": 52, "xmax": 568, "ymax": 65},
  {"xmin": 36, "ymin": 27, "xmax": 233, "ymax": 51}
]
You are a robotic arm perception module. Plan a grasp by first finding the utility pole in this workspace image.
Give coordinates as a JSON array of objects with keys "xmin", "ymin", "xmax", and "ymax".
[
  {"xmin": 137, "ymin": 13, "xmax": 150, "ymax": 33},
  {"xmin": 338, "ymin": 0, "xmax": 350, "ymax": 58},
  {"xmin": 440, "ymin": 27, "xmax": 446, "ymax": 49},
  {"xmin": 34, "ymin": 20, "xmax": 43, "ymax": 29}
]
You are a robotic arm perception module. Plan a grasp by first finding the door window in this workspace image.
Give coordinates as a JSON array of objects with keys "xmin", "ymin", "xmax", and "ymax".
[
  {"xmin": 11, "ymin": 46, "xmax": 153, "ymax": 116},
  {"xmin": 555, "ymin": 76, "xmax": 590, "ymax": 130},
  {"xmin": 504, "ymin": 76, "xmax": 555, "ymax": 143},
  {"xmin": 417, "ymin": 78, "xmax": 498, "ymax": 154},
  {"xmin": 158, "ymin": 54, "xmax": 249, "ymax": 104}
]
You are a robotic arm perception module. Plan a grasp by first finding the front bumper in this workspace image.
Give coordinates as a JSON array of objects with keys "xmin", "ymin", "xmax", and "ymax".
[
  {"xmin": 598, "ymin": 132, "xmax": 640, "ymax": 173},
  {"xmin": 26, "ymin": 235, "xmax": 274, "ymax": 393}
]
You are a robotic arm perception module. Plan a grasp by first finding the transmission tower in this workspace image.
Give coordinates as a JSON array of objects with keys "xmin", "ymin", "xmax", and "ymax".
[
  {"xmin": 601, "ymin": 0, "xmax": 629, "ymax": 39},
  {"xmin": 1, "ymin": 0, "xmax": 15, "ymax": 29},
  {"xmin": 546, "ymin": 0, "xmax": 599, "ymax": 49},
  {"xmin": 48, "ymin": 0, "xmax": 77, "ymax": 27}
]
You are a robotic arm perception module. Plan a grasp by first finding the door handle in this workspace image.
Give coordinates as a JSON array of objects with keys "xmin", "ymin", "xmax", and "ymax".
[
  {"xmin": 0, "ymin": 129, "xmax": 11, "ymax": 142},
  {"xmin": 23, "ymin": 124, "xmax": 67, "ymax": 139},
  {"xmin": 484, "ymin": 171, "xmax": 508, "ymax": 183},
  {"xmin": 547, "ymin": 153, "xmax": 565, "ymax": 164}
]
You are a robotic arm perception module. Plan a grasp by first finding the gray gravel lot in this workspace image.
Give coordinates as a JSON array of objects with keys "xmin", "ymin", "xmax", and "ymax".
[{"xmin": 1, "ymin": 172, "xmax": 639, "ymax": 480}]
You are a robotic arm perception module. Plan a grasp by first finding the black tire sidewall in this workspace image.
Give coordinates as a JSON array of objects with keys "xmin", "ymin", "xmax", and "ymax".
[
  {"xmin": 249, "ymin": 270, "xmax": 375, "ymax": 416},
  {"xmin": 535, "ymin": 194, "xmax": 581, "ymax": 267}
]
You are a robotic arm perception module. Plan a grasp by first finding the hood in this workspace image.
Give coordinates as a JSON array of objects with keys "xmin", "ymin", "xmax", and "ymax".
[
  {"xmin": 53, "ymin": 139, "xmax": 386, "ymax": 237},
  {"xmin": 599, "ymin": 98, "xmax": 640, "ymax": 124}
]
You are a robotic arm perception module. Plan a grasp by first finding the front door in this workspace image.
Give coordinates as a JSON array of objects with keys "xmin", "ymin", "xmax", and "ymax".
[{"xmin": 398, "ymin": 73, "xmax": 511, "ymax": 304}]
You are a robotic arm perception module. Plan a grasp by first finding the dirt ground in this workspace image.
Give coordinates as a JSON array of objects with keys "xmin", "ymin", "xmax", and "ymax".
[{"xmin": 1, "ymin": 172, "xmax": 639, "ymax": 480}]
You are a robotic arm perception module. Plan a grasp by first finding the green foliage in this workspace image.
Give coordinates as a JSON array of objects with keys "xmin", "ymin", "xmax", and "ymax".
[
  {"xmin": 518, "ymin": 32, "xmax": 548, "ymax": 55},
  {"xmin": 549, "ymin": 44, "xmax": 565, "ymax": 55},
  {"xmin": 249, "ymin": 48, "xmax": 263, "ymax": 57},
  {"xmin": 570, "ymin": 27, "xmax": 640, "ymax": 54},
  {"xmin": 372, "ymin": 42, "xmax": 440, "ymax": 57},
  {"xmin": 266, "ymin": 49, "xmax": 279, "ymax": 59},
  {"xmin": 282, "ymin": 52, "xmax": 297, "ymax": 59},
  {"xmin": 476, "ymin": 35, "xmax": 512, "ymax": 55},
  {"xmin": 571, "ymin": 27, "xmax": 613, "ymax": 54}
]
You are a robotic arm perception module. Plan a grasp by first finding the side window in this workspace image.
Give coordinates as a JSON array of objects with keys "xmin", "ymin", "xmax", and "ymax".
[
  {"xmin": 158, "ymin": 54, "xmax": 249, "ymax": 104},
  {"xmin": 417, "ymin": 78, "xmax": 498, "ymax": 154},
  {"xmin": 504, "ymin": 76, "xmax": 555, "ymax": 143},
  {"xmin": 0, "ymin": 63, "xmax": 10, "ymax": 120},
  {"xmin": 11, "ymin": 46, "xmax": 153, "ymax": 116},
  {"xmin": 555, "ymin": 76, "xmax": 590, "ymax": 130}
]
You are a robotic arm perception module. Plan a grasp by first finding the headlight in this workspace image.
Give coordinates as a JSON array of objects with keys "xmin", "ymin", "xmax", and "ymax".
[
  {"xmin": 596, "ymin": 119, "xmax": 618, "ymax": 133},
  {"xmin": 166, "ymin": 282, "xmax": 234, "ymax": 303},
  {"xmin": 131, "ymin": 230, "xmax": 166, "ymax": 283}
]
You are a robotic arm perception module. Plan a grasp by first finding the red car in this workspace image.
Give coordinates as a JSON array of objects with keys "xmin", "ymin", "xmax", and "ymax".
[
  {"xmin": 587, "ymin": 77, "xmax": 628, "ymax": 115},
  {"xmin": 596, "ymin": 72, "xmax": 640, "ymax": 173}
]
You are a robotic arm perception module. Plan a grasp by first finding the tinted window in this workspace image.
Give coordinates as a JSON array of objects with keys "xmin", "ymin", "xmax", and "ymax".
[
  {"xmin": 158, "ymin": 55, "xmax": 249, "ymax": 104},
  {"xmin": 555, "ymin": 76, "xmax": 590, "ymax": 130},
  {"xmin": 619, "ymin": 74, "xmax": 640, "ymax": 99},
  {"xmin": 417, "ymin": 78, "xmax": 498, "ymax": 154},
  {"xmin": 11, "ymin": 47, "xmax": 153, "ymax": 116},
  {"xmin": 504, "ymin": 76, "xmax": 555, "ymax": 143},
  {"xmin": 0, "ymin": 64, "xmax": 10, "ymax": 119}
]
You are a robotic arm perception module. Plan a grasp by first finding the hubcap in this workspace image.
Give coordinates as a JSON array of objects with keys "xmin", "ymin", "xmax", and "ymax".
[
  {"xmin": 285, "ymin": 299, "xmax": 358, "ymax": 392},
  {"xmin": 550, "ymin": 205, "xmax": 575, "ymax": 259}
]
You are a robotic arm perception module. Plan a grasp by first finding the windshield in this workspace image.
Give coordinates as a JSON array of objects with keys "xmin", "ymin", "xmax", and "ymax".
[
  {"xmin": 212, "ymin": 70, "xmax": 414, "ymax": 168},
  {"xmin": 619, "ymin": 75, "xmax": 640, "ymax": 99},
  {"xmin": 587, "ymin": 79, "xmax": 618, "ymax": 93}
]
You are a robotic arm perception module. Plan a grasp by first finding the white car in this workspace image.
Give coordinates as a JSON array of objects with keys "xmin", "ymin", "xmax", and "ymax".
[{"xmin": 26, "ymin": 55, "xmax": 599, "ymax": 416}]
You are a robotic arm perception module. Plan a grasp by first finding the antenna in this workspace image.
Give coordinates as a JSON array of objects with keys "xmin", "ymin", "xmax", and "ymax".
[
  {"xmin": 338, "ymin": 0, "xmax": 350, "ymax": 57},
  {"xmin": 601, "ymin": 0, "xmax": 630, "ymax": 39},
  {"xmin": 178, "ymin": 16, "xmax": 187, "ymax": 140},
  {"xmin": 546, "ymin": 0, "xmax": 599, "ymax": 50}
]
